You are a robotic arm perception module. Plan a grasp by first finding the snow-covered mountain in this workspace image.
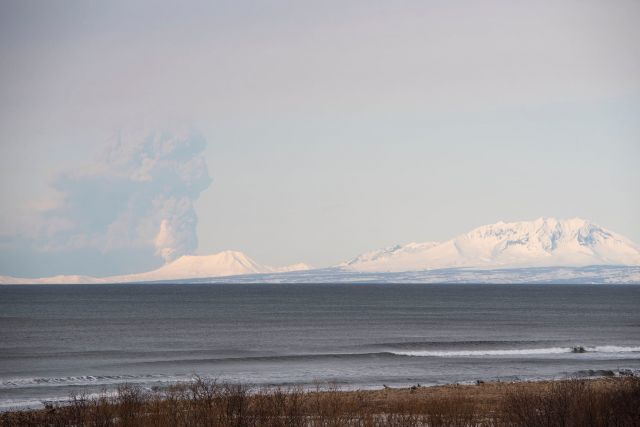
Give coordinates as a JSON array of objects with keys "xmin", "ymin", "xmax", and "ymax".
[
  {"xmin": 0, "ymin": 251, "xmax": 310, "ymax": 284},
  {"xmin": 2, "ymin": 218, "xmax": 638, "ymax": 284},
  {"xmin": 0, "ymin": 275, "xmax": 102, "ymax": 285},
  {"xmin": 110, "ymin": 251, "xmax": 278, "ymax": 282},
  {"xmin": 342, "ymin": 218, "xmax": 640, "ymax": 272}
]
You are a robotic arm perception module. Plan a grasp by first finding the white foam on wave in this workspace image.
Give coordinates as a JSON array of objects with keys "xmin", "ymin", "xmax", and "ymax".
[
  {"xmin": 0, "ymin": 390, "xmax": 121, "ymax": 412},
  {"xmin": 593, "ymin": 346, "xmax": 640, "ymax": 353},
  {"xmin": 392, "ymin": 347, "xmax": 570, "ymax": 357},
  {"xmin": 392, "ymin": 346, "xmax": 640, "ymax": 357},
  {"xmin": 0, "ymin": 373, "xmax": 182, "ymax": 389}
]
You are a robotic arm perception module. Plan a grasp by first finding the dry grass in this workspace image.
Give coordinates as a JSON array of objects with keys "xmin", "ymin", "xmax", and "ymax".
[{"xmin": 1, "ymin": 377, "xmax": 639, "ymax": 426}]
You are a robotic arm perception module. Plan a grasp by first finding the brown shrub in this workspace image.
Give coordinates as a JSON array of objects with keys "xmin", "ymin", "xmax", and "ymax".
[
  {"xmin": 501, "ymin": 377, "xmax": 640, "ymax": 427},
  {"xmin": 1, "ymin": 377, "xmax": 638, "ymax": 427}
]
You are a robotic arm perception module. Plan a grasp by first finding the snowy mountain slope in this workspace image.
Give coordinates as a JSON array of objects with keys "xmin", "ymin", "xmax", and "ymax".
[
  {"xmin": 2, "ymin": 217, "xmax": 638, "ymax": 285},
  {"xmin": 342, "ymin": 218, "xmax": 640, "ymax": 272},
  {"xmin": 0, "ymin": 251, "xmax": 310, "ymax": 284},
  {"xmin": 0, "ymin": 275, "xmax": 103, "ymax": 285},
  {"xmin": 112, "ymin": 251, "xmax": 271, "ymax": 282}
]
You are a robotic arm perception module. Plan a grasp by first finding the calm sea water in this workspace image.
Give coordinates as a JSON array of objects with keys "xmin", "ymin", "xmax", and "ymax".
[{"xmin": 1, "ymin": 283, "xmax": 639, "ymax": 410}]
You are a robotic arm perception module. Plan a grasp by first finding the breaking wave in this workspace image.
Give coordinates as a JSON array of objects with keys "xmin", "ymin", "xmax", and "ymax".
[
  {"xmin": 391, "ymin": 346, "xmax": 640, "ymax": 357},
  {"xmin": 2, "ymin": 346, "xmax": 639, "ymax": 392},
  {"xmin": 1, "ymin": 373, "xmax": 182, "ymax": 389}
]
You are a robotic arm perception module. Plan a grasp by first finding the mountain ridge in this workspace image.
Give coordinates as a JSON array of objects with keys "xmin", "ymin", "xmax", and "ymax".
[
  {"xmin": 0, "ymin": 250, "xmax": 311, "ymax": 284},
  {"xmin": 341, "ymin": 217, "xmax": 640, "ymax": 272},
  {"xmin": 1, "ymin": 217, "xmax": 639, "ymax": 284}
]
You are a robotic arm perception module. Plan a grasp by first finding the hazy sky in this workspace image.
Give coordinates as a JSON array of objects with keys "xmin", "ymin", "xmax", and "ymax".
[{"xmin": 1, "ymin": 0, "xmax": 639, "ymax": 277}]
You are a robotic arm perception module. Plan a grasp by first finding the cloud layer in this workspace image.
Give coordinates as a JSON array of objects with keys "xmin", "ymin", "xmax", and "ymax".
[{"xmin": 2, "ymin": 129, "xmax": 211, "ymax": 276}]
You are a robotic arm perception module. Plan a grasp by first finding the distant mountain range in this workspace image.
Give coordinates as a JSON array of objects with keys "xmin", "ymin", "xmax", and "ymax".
[
  {"xmin": 0, "ymin": 251, "xmax": 311, "ymax": 284},
  {"xmin": 2, "ymin": 218, "xmax": 639, "ymax": 284},
  {"xmin": 342, "ymin": 217, "xmax": 640, "ymax": 272}
]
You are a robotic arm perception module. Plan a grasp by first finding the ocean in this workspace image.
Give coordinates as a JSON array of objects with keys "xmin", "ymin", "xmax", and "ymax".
[{"xmin": 1, "ymin": 283, "xmax": 639, "ymax": 410}]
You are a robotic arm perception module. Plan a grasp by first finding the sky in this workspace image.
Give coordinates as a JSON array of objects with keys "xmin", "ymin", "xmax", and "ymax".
[{"xmin": 1, "ymin": 0, "xmax": 639, "ymax": 277}]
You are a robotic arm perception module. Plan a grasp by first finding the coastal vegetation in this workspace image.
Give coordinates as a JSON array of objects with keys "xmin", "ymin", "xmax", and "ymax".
[{"xmin": 2, "ymin": 376, "xmax": 639, "ymax": 426}]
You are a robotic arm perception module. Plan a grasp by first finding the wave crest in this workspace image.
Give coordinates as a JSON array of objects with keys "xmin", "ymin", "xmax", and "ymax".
[{"xmin": 391, "ymin": 346, "xmax": 640, "ymax": 357}]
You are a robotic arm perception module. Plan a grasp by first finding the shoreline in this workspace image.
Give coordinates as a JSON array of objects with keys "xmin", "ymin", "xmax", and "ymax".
[
  {"xmin": 2, "ymin": 368, "xmax": 637, "ymax": 412},
  {"xmin": 2, "ymin": 375, "xmax": 638, "ymax": 425}
]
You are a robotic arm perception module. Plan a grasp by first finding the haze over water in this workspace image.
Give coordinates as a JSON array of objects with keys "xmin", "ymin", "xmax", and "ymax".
[{"xmin": 1, "ymin": 283, "xmax": 639, "ymax": 410}]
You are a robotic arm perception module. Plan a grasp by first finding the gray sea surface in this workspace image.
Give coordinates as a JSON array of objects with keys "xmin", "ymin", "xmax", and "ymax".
[{"xmin": 1, "ymin": 283, "xmax": 639, "ymax": 410}]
